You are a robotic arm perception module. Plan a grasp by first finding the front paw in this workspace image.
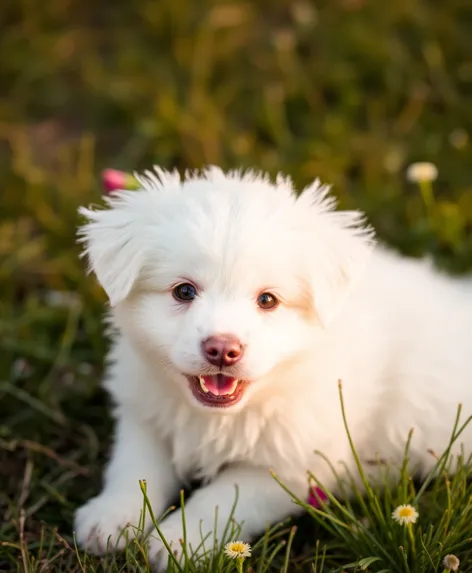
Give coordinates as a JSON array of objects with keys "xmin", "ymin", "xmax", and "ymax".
[{"xmin": 74, "ymin": 493, "xmax": 150, "ymax": 555}]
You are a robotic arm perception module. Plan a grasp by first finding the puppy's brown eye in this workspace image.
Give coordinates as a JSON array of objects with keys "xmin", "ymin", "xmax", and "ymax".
[
  {"xmin": 257, "ymin": 292, "xmax": 278, "ymax": 310},
  {"xmin": 173, "ymin": 283, "xmax": 197, "ymax": 302}
]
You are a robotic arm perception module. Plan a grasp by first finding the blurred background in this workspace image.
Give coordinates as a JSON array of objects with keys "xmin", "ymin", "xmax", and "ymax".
[{"xmin": 1, "ymin": 0, "xmax": 472, "ymax": 568}]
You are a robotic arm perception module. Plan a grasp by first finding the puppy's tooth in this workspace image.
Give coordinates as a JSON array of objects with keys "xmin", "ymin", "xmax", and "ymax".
[
  {"xmin": 228, "ymin": 379, "xmax": 239, "ymax": 395},
  {"xmin": 199, "ymin": 376, "xmax": 209, "ymax": 393}
]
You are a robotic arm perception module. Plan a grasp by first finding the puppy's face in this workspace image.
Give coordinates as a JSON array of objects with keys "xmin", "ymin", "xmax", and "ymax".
[
  {"xmin": 118, "ymin": 219, "xmax": 318, "ymax": 411},
  {"xmin": 79, "ymin": 167, "xmax": 374, "ymax": 412}
]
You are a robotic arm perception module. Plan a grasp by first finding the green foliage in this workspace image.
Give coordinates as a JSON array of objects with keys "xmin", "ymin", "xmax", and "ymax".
[
  {"xmin": 1, "ymin": 0, "xmax": 472, "ymax": 571},
  {"xmin": 273, "ymin": 386, "xmax": 472, "ymax": 572}
]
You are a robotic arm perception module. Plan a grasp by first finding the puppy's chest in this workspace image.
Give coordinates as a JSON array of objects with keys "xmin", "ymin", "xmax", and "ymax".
[
  {"xmin": 157, "ymin": 406, "xmax": 311, "ymax": 484},
  {"xmin": 165, "ymin": 415, "xmax": 260, "ymax": 481}
]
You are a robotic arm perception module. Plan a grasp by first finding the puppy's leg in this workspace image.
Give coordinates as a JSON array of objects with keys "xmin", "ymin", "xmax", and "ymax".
[
  {"xmin": 74, "ymin": 409, "xmax": 178, "ymax": 554},
  {"xmin": 149, "ymin": 463, "xmax": 306, "ymax": 569}
]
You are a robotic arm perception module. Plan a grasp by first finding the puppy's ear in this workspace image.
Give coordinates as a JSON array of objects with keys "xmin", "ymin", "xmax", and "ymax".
[
  {"xmin": 77, "ymin": 194, "xmax": 145, "ymax": 306},
  {"xmin": 299, "ymin": 179, "xmax": 376, "ymax": 327}
]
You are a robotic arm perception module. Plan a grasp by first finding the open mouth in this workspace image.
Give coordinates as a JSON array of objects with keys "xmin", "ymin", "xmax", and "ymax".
[{"xmin": 186, "ymin": 374, "xmax": 248, "ymax": 407}]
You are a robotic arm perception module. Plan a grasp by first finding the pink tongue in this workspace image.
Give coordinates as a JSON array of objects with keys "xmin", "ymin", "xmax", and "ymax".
[{"xmin": 202, "ymin": 374, "xmax": 237, "ymax": 396}]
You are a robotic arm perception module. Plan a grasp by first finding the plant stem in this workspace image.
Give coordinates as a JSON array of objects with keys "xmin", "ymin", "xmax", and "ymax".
[{"xmin": 419, "ymin": 180, "xmax": 435, "ymax": 221}]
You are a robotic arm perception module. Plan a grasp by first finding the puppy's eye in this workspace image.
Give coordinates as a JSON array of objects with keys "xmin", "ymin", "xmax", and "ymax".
[
  {"xmin": 257, "ymin": 292, "xmax": 278, "ymax": 310},
  {"xmin": 173, "ymin": 283, "xmax": 197, "ymax": 302}
]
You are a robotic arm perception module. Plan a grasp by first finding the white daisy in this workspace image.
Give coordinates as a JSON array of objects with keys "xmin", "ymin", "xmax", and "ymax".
[
  {"xmin": 443, "ymin": 554, "xmax": 460, "ymax": 571},
  {"xmin": 224, "ymin": 540, "xmax": 252, "ymax": 559},
  {"xmin": 391, "ymin": 504, "xmax": 419, "ymax": 525},
  {"xmin": 406, "ymin": 162, "xmax": 438, "ymax": 183}
]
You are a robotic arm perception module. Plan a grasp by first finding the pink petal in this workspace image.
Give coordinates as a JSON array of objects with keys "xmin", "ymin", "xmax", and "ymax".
[
  {"xmin": 308, "ymin": 486, "xmax": 328, "ymax": 508},
  {"xmin": 102, "ymin": 169, "xmax": 127, "ymax": 193}
]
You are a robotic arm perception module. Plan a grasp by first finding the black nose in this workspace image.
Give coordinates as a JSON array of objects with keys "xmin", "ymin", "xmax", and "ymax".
[{"xmin": 201, "ymin": 335, "xmax": 244, "ymax": 367}]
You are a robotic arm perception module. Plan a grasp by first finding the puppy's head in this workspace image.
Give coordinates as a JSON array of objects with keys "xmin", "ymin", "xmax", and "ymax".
[{"xmin": 79, "ymin": 166, "xmax": 375, "ymax": 412}]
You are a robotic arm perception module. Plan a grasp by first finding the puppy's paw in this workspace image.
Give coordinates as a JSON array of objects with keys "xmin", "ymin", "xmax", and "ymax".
[
  {"xmin": 147, "ymin": 511, "xmax": 212, "ymax": 572},
  {"xmin": 74, "ymin": 493, "xmax": 147, "ymax": 555}
]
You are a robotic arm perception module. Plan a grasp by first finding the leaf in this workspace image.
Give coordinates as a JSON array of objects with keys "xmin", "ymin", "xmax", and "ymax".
[{"xmin": 357, "ymin": 556, "xmax": 383, "ymax": 569}]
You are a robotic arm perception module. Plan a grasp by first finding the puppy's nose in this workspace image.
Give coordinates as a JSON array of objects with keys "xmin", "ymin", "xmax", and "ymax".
[{"xmin": 202, "ymin": 335, "xmax": 244, "ymax": 367}]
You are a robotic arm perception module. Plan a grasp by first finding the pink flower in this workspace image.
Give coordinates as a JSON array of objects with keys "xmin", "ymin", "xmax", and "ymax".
[
  {"xmin": 308, "ymin": 486, "xmax": 328, "ymax": 508},
  {"xmin": 102, "ymin": 169, "xmax": 139, "ymax": 194}
]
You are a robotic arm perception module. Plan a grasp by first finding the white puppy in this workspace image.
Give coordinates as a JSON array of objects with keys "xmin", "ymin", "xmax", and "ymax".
[{"xmin": 74, "ymin": 166, "xmax": 472, "ymax": 569}]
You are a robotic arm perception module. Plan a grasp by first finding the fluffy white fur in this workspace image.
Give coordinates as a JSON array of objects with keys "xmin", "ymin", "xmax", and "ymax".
[{"xmin": 74, "ymin": 166, "xmax": 472, "ymax": 570}]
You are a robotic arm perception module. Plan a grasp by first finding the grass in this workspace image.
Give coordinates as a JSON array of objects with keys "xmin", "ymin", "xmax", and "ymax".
[{"xmin": 1, "ymin": 0, "xmax": 472, "ymax": 570}]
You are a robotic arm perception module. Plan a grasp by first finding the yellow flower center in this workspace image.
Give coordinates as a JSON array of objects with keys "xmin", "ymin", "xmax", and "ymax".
[
  {"xmin": 229, "ymin": 542, "xmax": 245, "ymax": 553},
  {"xmin": 398, "ymin": 507, "xmax": 414, "ymax": 518}
]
